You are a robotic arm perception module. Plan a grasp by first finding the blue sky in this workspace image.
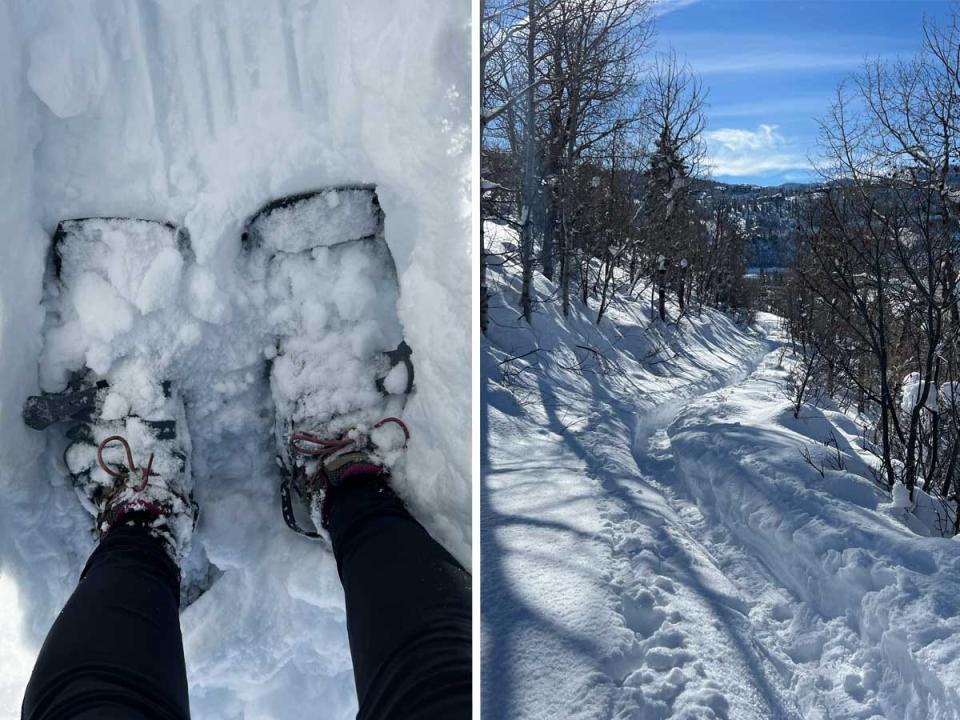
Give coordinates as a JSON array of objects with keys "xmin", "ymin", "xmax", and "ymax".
[{"xmin": 654, "ymin": 0, "xmax": 955, "ymax": 186}]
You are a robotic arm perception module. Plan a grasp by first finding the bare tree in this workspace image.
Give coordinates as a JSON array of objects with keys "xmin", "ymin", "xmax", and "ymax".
[
  {"xmin": 539, "ymin": 0, "xmax": 653, "ymax": 316},
  {"xmin": 787, "ymin": 12, "xmax": 960, "ymax": 512},
  {"xmin": 482, "ymin": 0, "xmax": 653, "ymax": 322},
  {"xmin": 482, "ymin": 0, "xmax": 557, "ymax": 327}
]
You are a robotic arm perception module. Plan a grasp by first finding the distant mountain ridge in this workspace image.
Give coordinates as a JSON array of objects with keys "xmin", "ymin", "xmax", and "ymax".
[{"xmin": 692, "ymin": 178, "xmax": 821, "ymax": 270}]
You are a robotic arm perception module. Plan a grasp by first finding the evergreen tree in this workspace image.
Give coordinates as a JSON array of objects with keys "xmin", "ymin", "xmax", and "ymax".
[{"xmin": 643, "ymin": 125, "xmax": 694, "ymax": 320}]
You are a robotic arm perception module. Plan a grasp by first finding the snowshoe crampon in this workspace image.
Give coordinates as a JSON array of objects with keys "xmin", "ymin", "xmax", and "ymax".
[{"xmin": 241, "ymin": 186, "xmax": 415, "ymax": 543}]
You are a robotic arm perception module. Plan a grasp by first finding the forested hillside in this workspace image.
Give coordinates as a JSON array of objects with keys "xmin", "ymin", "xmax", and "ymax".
[{"xmin": 482, "ymin": 1, "xmax": 960, "ymax": 718}]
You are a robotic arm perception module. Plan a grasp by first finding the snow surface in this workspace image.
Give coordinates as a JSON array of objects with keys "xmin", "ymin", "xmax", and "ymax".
[
  {"xmin": 0, "ymin": 2, "xmax": 470, "ymax": 718},
  {"xmin": 482, "ymin": 222, "xmax": 960, "ymax": 719},
  {"xmin": 249, "ymin": 187, "xmax": 382, "ymax": 254}
]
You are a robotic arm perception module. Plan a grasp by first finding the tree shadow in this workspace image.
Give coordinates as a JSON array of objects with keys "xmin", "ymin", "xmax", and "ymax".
[{"xmin": 481, "ymin": 367, "xmax": 616, "ymax": 719}]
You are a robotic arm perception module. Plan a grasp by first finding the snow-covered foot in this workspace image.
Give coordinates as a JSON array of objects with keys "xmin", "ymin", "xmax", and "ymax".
[
  {"xmin": 241, "ymin": 187, "xmax": 414, "ymax": 544},
  {"xmin": 24, "ymin": 217, "xmax": 199, "ymax": 563},
  {"xmin": 287, "ymin": 417, "xmax": 411, "ymax": 533}
]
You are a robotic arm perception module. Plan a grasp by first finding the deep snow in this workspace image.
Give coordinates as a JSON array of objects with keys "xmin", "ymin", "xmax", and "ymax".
[
  {"xmin": 482, "ymin": 222, "xmax": 960, "ymax": 719},
  {"xmin": 0, "ymin": 2, "xmax": 470, "ymax": 718}
]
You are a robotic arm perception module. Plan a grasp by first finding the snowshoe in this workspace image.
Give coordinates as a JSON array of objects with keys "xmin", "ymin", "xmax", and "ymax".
[
  {"xmin": 241, "ymin": 186, "xmax": 415, "ymax": 545},
  {"xmin": 23, "ymin": 217, "xmax": 199, "ymax": 564}
]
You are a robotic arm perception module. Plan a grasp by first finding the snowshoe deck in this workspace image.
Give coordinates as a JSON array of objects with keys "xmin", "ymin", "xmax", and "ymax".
[
  {"xmin": 242, "ymin": 185, "xmax": 380, "ymax": 254},
  {"xmin": 53, "ymin": 217, "xmax": 192, "ymax": 280}
]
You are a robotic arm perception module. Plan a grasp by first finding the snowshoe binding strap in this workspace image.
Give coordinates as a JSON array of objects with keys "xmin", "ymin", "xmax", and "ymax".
[
  {"xmin": 289, "ymin": 417, "xmax": 410, "ymax": 466},
  {"xmin": 377, "ymin": 341, "xmax": 415, "ymax": 396}
]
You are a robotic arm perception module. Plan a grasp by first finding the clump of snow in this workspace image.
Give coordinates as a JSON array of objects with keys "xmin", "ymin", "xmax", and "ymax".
[
  {"xmin": 370, "ymin": 419, "xmax": 408, "ymax": 454},
  {"xmin": 99, "ymin": 390, "xmax": 130, "ymax": 421},
  {"xmin": 27, "ymin": 17, "xmax": 109, "ymax": 119},
  {"xmin": 901, "ymin": 371, "xmax": 938, "ymax": 415},
  {"xmin": 186, "ymin": 267, "xmax": 232, "ymax": 325},
  {"xmin": 70, "ymin": 273, "xmax": 135, "ymax": 348},
  {"xmin": 891, "ymin": 481, "xmax": 912, "ymax": 509},
  {"xmin": 135, "ymin": 247, "xmax": 184, "ymax": 314},
  {"xmin": 382, "ymin": 361, "xmax": 410, "ymax": 395},
  {"xmin": 0, "ymin": 2, "xmax": 470, "ymax": 717}
]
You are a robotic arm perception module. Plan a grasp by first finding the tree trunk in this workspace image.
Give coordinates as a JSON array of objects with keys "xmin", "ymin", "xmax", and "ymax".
[
  {"xmin": 878, "ymin": 356, "xmax": 897, "ymax": 489},
  {"xmin": 518, "ymin": 0, "xmax": 539, "ymax": 322},
  {"xmin": 658, "ymin": 275, "xmax": 666, "ymax": 321},
  {"xmin": 560, "ymin": 206, "xmax": 571, "ymax": 317},
  {"xmin": 481, "ymin": 222, "xmax": 488, "ymax": 334},
  {"xmin": 520, "ymin": 217, "xmax": 534, "ymax": 321}
]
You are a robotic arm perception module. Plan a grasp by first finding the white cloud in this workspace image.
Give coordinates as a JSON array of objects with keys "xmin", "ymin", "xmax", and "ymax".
[
  {"xmin": 710, "ymin": 95, "xmax": 827, "ymax": 119},
  {"xmin": 694, "ymin": 51, "xmax": 869, "ymax": 76},
  {"xmin": 652, "ymin": 0, "xmax": 701, "ymax": 17},
  {"xmin": 704, "ymin": 124, "xmax": 813, "ymax": 178},
  {"xmin": 656, "ymin": 32, "xmax": 899, "ymax": 76}
]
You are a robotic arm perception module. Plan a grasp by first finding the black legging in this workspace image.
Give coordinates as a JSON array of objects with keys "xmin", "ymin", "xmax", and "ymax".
[{"xmin": 21, "ymin": 478, "xmax": 472, "ymax": 720}]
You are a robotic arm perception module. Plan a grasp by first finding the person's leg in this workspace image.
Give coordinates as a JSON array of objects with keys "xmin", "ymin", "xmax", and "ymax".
[
  {"xmin": 21, "ymin": 525, "xmax": 190, "ymax": 720},
  {"xmin": 328, "ymin": 476, "xmax": 472, "ymax": 720}
]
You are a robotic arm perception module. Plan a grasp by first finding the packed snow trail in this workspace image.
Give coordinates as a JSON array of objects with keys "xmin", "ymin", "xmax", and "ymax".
[
  {"xmin": 482, "ymin": 226, "xmax": 788, "ymax": 718},
  {"xmin": 0, "ymin": 2, "xmax": 470, "ymax": 718},
  {"xmin": 482, "ymin": 224, "xmax": 960, "ymax": 720},
  {"xmin": 662, "ymin": 317, "xmax": 960, "ymax": 719},
  {"xmin": 482, "ymin": 316, "xmax": 799, "ymax": 720}
]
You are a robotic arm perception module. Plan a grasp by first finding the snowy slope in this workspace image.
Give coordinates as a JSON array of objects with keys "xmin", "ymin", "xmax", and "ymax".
[
  {"xmin": 482, "ymin": 222, "xmax": 960, "ymax": 719},
  {"xmin": 0, "ymin": 2, "xmax": 470, "ymax": 718}
]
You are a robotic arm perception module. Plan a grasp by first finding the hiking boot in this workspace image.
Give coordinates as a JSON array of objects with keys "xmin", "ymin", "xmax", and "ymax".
[{"xmin": 285, "ymin": 417, "xmax": 410, "ymax": 533}]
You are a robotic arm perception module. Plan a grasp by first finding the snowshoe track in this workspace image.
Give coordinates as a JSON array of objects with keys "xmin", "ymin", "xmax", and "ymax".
[{"xmin": 586, "ymin": 335, "xmax": 807, "ymax": 720}]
